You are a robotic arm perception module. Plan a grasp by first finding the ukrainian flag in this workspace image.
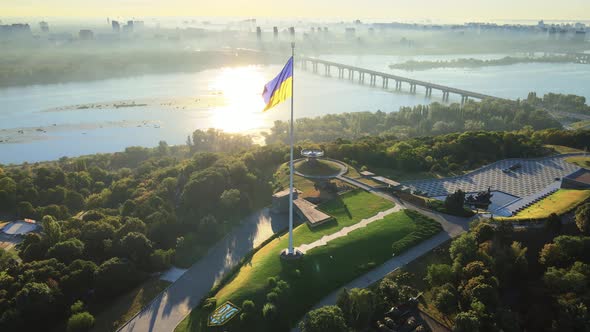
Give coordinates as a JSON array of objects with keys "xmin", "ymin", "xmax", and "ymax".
[{"xmin": 262, "ymin": 57, "xmax": 293, "ymax": 112}]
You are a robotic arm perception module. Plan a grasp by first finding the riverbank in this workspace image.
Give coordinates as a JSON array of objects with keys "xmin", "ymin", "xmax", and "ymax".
[{"xmin": 389, "ymin": 55, "xmax": 586, "ymax": 71}]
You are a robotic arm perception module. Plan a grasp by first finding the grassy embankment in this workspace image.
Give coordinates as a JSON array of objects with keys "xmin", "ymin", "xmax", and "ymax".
[
  {"xmin": 545, "ymin": 144, "xmax": 586, "ymax": 154},
  {"xmin": 176, "ymin": 190, "xmax": 443, "ymax": 332},
  {"xmin": 509, "ymin": 189, "xmax": 590, "ymax": 220},
  {"xmin": 566, "ymin": 156, "xmax": 590, "ymax": 169},
  {"xmin": 294, "ymin": 159, "xmax": 342, "ymax": 177}
]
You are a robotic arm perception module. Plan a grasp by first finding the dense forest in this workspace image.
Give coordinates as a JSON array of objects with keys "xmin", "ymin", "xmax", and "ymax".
[
  {"xmin": 0, "ymin": 129, "xmax": 288, "ymax": 331},
  {"xmin": 301, "ymin": 210, "xmax": 590, "ymax": 332},
  {"xmin": 263, "ymin": 97, "xmax": 563, "ymax": 144},
  {"xmin": 0, "ymin": 123, "xmax": 588, "ymax": 331}
]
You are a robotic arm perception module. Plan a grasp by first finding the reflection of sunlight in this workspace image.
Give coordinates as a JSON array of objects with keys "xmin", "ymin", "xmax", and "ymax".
[{"xmin": 209, "ymin": 66, "xmax": 267, "ymax": 133}]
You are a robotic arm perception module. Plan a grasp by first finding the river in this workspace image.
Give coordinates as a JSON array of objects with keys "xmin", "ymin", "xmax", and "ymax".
[{"xmin": 1, "ymin": 53, "xmax": 589, "ymax": 164}]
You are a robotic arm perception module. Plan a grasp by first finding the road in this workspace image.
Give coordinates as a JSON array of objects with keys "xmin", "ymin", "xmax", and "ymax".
[{"xmin": 118, "ymin": 208, "xmax": 289, "ymax": 332}]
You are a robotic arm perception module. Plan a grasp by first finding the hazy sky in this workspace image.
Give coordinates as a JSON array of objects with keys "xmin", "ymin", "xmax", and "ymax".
[{"xmin": 1, "ymin": 0, "xmax": 589, "ymax": 21}]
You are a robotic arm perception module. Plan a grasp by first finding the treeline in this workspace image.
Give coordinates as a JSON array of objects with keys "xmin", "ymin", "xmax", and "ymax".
[
  {"xmin": 420, "ymin": 204, "xmax": 590, "ymax": 331},
  {"xmin": 0, "ymin": 129, "xmax": 288, "ymax": 331},
  {"xmin": 0, "ymin": 49, "xmax": 268, "ymax": 87},
  {"xmin": 389, "ymin": 55, "xmax": 582, "ymax": 71},
  {"xmin": 263, "ymin": 98, "xmax": 562, "ymax": 144},
  {"xmin": 319, "ymin": 129, "xmax": 589, "ymax": 174},
  {"xmin": 527, "ymin": 92, "xmax": 590, "ymax": 114}
]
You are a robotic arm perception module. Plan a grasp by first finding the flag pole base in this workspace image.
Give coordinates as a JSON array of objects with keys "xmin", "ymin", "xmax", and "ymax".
[{"xmin": 280, "ymin": 248, "xmax": 304, "ymax": 260}]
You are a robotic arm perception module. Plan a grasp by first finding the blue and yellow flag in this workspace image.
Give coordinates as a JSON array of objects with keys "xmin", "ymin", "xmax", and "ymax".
[{"xmin": 262, "ymin": 57, "xmax": 293, "ymax": 112}]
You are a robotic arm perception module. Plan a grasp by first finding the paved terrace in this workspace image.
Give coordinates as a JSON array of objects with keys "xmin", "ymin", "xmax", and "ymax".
[{"xmin": 402, "ymin": 154, "xmax": 583, "ymax": 198}]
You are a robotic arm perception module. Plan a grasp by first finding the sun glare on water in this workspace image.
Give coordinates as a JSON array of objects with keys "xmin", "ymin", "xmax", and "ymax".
[{"xmin": 209, "ymin": 66, "xmax": 267, "ymax": 133}]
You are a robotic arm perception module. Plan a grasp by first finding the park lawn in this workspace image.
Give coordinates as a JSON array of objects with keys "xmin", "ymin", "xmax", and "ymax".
[
  {"xmin": 294, "ymin": 159, "xmax": 342, "ymax": 176},
  {"xmin": 510, "ymin": 189, "xmax": 590, "ymax": 220},
  {"xmin": 275, "ymin": 163, "xmax": 351, "ymax": 199},
  {"xmin": 545, "ymin": 144, "xmax": 586, "ymax": 154},
  {"xmin": 345, "ymin": 166, "xmax": 381, "ymax": 187},
  {"xmin": 566, "ymin": 156, "xmax": 590, "ymax": 169},
  {"xmin": 176, "ymin": 209, "xmax": 441, "ymax": 332},
  {"xmin": 91, "ymin": 277, "xmax": 171, "ymax": 332},
  {"xmin": 371, "ymin": 167, "xmax": 464, "ymax": 182},
  {"xmin": 570, "ymin": 120, "xmax": 590, "ymax": 130}
]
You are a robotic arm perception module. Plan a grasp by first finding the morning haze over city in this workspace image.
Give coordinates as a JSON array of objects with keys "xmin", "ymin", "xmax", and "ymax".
[{"xmin": 1, "ymin": 1, "xmax": 590, "ymax": 332}]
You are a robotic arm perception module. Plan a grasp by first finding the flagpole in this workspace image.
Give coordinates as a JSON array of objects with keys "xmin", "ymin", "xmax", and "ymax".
[{"xmin": 288, "ymin": 42, "xmax": 295, "ymax": 255}]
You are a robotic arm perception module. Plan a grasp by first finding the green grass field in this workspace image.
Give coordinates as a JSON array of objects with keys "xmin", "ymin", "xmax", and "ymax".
[
  {"xmin": 570, "ymin": 120, "xmax": 590, "ymax": 130},
  {"xmin": 175, "ymin": 197, "xmax": 442, "ymax": 332},
  {"xmin": 510, "ymin": 189, "xmax": 590, "ymax": 220},
  {"xmin": 294, "ymin": 159, "xmax": 342, "ymax": 176},
  {"xmin": 545, "ymin": 144, "xmax": 586, "ymax": 154},
  {"xmin": 566, "ymin": 156, "xmax": 590, "ymax": 169}
]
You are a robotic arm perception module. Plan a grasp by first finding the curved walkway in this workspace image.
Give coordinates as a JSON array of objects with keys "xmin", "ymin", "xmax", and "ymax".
[
  {"xmin": 291, "ymin": 194, "xmax": 473, "ymax": 332},
  {"xmin": 117, "ymin": 208, "xmax": 289, "ymax": 332},
  {"xmin": 293, "ymin": 158, "xmax": 348, "ymax": 179}
]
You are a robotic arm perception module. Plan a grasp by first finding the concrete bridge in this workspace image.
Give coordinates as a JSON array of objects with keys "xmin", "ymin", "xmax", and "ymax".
[{"xmin": 299, "ymin": 57, "xmax": 505, "ymax": 103}]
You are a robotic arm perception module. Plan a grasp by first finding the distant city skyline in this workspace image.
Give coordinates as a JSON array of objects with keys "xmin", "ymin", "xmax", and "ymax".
[{"xmin": 1, "ymin": 0, "xmax": 589, "ymax": 22}]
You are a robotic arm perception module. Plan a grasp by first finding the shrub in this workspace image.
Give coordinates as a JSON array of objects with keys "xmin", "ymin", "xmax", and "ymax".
[{"xmin": 66, "ymin": 312, "xmax": 95, "ymax": 332}]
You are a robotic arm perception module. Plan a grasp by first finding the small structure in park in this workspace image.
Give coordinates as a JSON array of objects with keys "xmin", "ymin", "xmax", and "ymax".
[
  {"xmin": 208, "ymin": 301, "xmax": 240, "ymax": 327},
  {"xmin": 272, "ymin": 188, "xmax": 332, "ymax": 227},
  {"xmin": 301, "ymin": 148, "xmax": 324, "ymax": 165},
  {"xmin": 561, "ymin": 168, "xmax": 590, "ymax": 189},
  {"xmin": 465, "ymin": 187, "xmax": 493, "ymax": 210}
]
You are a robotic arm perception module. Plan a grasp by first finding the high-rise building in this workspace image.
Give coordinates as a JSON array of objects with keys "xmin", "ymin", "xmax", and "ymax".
[
  {"xmin": 122, "ymin": 21, "xmax": 134, "ymax": 33},
  {"xmin": 79, "ymin": 29, "xmax": 94, "ymax": 40},
  {"xmin": 273, "ymin": 26, "xmax": 278, "ymax": 39},
  {"xmin": 289, "ymin": 26, "xmax": 295, "ymax": 37},
  {"xmin": 39, "ymin": 21, "xmax": 49, "ymax": 32},
  {"xmin": 256, "ymin": 26, "xmax": 262, "ymax": 40},
  {"xmin": 112, "ymin": 20, "xmax": 120, "ymax": 33}
]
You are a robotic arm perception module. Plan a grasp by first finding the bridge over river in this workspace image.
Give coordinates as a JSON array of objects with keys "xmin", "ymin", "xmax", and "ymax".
[{"xmin": 299, "ymin": 57, "xmax": 507, "ymax": 103}]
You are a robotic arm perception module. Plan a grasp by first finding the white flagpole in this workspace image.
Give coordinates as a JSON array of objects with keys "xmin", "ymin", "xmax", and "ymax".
[{"xmin": 288, "ymin": 42, "xmax": 295, "ymax": 255}]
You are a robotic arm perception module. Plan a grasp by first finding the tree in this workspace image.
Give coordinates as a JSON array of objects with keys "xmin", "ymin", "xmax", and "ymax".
[
  {"xmin": 425, "ymin": 264, "xmax": 454, "ymax": 287},
  {"xmin": 94, "ymin": 257, "xmax": 140, "ymax": 297},
  {"xmin": 15, "ymin": 282, "xmax": 54, "ymax": 316},
  {"xmin": 445, "ymin": 190, "xmax": 465, "ymax": 214},
  {"xmin": 472, "ymin": 222, "xmax": 494, "ymax": 243},
  {"xmin": 61, "ymin": 260, "xmax": 97, "ymax": 299},
  {"xmin": 377, "ymin": 278, "xmax": 400, "ymax": 305},
  {"xmin": 65, "ymin": 191, "xmax": 85, "ymax": 212},
  {"xmin": 575, "ymin": 203, "xmax": 590, "ymax": 235},
  {"xmin": 454, "ymin": 310, "xmax": 481, "ymax": 332},
  {"xmin": 17, "ymin": 201, "xmax": 35, "ymax": 218},
  {"xmin": 47, "ymin": 239, "xmax": 84, "ymax": 264},
  {"xmin": 432, "ymin": 283, "xmax": 457, "ymax": 317},
  {"xmin": 545, "ymin": 213, "xmax": 562, "ymax": 234},
  {"xmin": 120, "ymin": 232, "xmax": 153, "ymax": 264},
  {"xmin": 345, "ymin": 288, "xmax": 376, "ymax": 329},
  {"xmin": 66, "ymin": 312, "xmax": 95, "ymax": 332},
  {"xmin": 42, "ymin": 215, "xmax": 62, "ymax": 246},
  {"xmin": 299, "ymin": 305, "xmax": 349, "ymax": 332},
  {"xmin": 262, "ymin": 302, "xmax": 277, "ymax": 321},
  {"xmin": 450, "ymin": 233, "xmax": 478, "ymax": 265},
  {"xmin": 220, "ymin": 188, "xmax": 241, "ymax": 209}
]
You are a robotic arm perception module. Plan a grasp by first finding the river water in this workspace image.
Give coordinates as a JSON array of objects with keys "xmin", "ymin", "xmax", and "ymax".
[{"xmin": 1, "ymin": 53, "xmax": 589, "ymax": 164}]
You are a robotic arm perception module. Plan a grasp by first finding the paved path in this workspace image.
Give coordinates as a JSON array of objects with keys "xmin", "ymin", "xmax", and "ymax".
[
  {"xmin": 291, "ymin": 194, "xmax": 471, "ymax": 331},
  {"xmin": 297, "ymin": 205, "xmax": 403, "ymax": 254},
  {"xmin": 118, "ymin": 208, "xmax": 289, "ymax": 332}
]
